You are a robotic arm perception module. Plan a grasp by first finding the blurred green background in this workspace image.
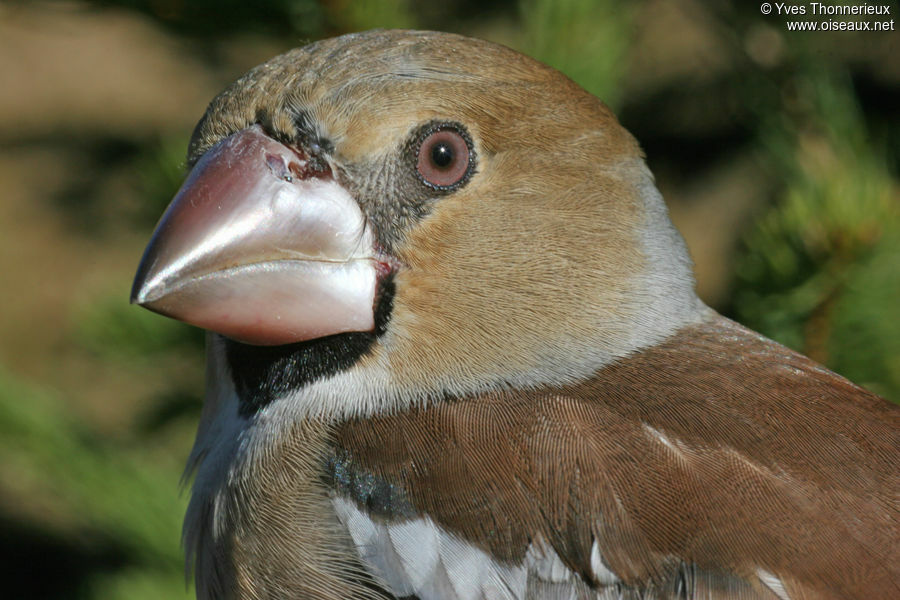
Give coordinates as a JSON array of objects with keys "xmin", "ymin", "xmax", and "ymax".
[{"xmin": 0, "ymin": 0, "xmax": 897, "ymax": 597}]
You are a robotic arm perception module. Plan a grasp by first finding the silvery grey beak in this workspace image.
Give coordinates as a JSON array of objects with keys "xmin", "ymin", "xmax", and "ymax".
[{"xmin": 131, "ymin": 125, "xmax": 377, "ymax": 346}]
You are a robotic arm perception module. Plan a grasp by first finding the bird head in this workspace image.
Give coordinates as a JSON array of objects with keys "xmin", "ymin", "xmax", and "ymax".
[{"xmin": 131, "ymin": 30, "xmax": 702, "ymax": 419}]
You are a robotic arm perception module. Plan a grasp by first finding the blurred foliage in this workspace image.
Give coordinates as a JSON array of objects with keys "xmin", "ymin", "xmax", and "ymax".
[
  {"xmin": 73, "ymin": 290, "xmax": 203, "ymax": 359},
  {"xmin": 71, "ymin": 287, "xmax": 206, "ymax": 433},
  {"xmin": 0, "ymin": 368, "xmax": 190, "ymax": 598},
  {"xmin": 49, "ymin": 136, "xmax": 144, "ymax": 235},
  {"xmin": 1, "ymin": 1, "xmax": 897, "ymax": 598},
  {"xmin": 134, "ymin": 135, "xmax": 194, "ymax": 228},
  {"xmin": 90, "ymin": 0, "xmax": 328, "ymax": 37},
  {"xmin": 329, "ymin": 0, "xmax": 416, "ymax": 31},
  {"xmin": 519, "ymin": 0, "xmax": 633, "ymax": 107},
  {"xmin": 46, "ymin": 134, "xmax": 188, "ymax": 236},
  {"xmin": 734, "ymin": 68, "xmax": 900, "ymax": 401}
]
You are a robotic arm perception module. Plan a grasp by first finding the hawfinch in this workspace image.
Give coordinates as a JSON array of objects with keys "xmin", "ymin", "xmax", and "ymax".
[{"xmin": 131, "ymin": 30, "xmax": 898, "ymax": 600}]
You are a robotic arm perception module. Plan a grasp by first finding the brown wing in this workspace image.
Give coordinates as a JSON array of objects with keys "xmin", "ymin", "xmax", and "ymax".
[{"xmin": 333, "ymin": 315, "xmax": 899, "ymax": 599}]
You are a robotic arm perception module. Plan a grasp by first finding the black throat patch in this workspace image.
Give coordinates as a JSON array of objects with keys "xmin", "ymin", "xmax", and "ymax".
[{"xmin": 226, "ymin": 274, "xmax": 395, "ymax": 416}]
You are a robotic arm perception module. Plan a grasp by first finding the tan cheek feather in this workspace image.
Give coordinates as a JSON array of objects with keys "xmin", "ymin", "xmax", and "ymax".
[{"xmin": 385, "ymin": 153, "xmax": 648, "ymax": 384}]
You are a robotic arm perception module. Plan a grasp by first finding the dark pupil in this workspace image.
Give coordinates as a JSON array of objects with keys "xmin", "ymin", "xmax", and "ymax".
[{"xmin": 431, "ymin": 142, "xmax": 453, "ymax": 168}]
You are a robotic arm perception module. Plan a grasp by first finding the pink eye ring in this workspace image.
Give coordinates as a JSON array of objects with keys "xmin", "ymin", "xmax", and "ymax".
[{"xmin": 415, "ymin": 126, "xmax": 473, "ymax": 189}]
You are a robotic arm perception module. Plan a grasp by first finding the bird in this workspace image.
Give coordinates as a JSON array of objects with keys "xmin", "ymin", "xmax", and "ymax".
[{"xmin": 131, "ymin": 30, "xmax": 899, "ymax": 600}]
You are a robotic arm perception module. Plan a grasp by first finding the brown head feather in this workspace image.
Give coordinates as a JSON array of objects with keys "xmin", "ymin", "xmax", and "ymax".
[{"xmin": 188, "ymin": 30, "xmax": 700, "ymax": 415}]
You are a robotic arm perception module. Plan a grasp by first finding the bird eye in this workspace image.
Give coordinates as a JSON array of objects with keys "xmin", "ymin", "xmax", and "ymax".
[{"xmin": 416, "ymin": 127, "xmax": 472, "ymax": 189}]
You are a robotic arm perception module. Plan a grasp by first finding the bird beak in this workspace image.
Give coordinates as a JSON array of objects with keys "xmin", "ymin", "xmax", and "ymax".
[{"xmin": 131, "ymin": 125, "xmax": 377, "ymax": 346}]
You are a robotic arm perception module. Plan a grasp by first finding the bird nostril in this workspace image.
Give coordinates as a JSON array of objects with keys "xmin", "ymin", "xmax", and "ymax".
[
  {"xmin": 265, "ymin": 153, "xmax": 294, "ymax": 182},
  {"xmin": 264, "ymin": 147, "xmax": 331, "ymax": 182}
]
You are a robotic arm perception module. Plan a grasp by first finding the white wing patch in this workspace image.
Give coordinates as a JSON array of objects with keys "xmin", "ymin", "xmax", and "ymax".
[
  {"xmin": 757, "ymin": 569, "xmax": 791, "ymax": 600},
  {"xmin": 524, "ymin": 537, "xmax": 571, "ymax": 583},
  {"xmin": 332, "ymin": 497, "xmax": 623, "ymax": 599},
  {"xmin": 387, "ymin": 518, "xmax": 441, "ymax": 590},
  {"xmin": 589, "ymin": 539, "xmax": 620, "ymax": 586},
  {"xmin": 332, "ymin": 496, "xmax": 524, "ymax": 599}
]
